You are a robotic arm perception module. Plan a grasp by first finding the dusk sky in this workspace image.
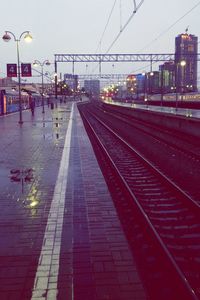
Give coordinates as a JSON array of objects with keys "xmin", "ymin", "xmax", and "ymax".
[{"xmin": 1, "ymin": 0, "xmax": 200, "ymax": 81}]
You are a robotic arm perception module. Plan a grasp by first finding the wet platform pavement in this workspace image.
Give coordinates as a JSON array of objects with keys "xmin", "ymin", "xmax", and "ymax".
[{"xmin": 0, "ymin": 102, "xmax": 147, "ymax": 300}]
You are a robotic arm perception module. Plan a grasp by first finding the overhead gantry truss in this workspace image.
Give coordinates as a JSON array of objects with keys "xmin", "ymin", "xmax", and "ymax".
[
  {"xmin": 54, "ymin": 53, "xmax": 200, "ymax": 63},
  {"xmin": 53, "ymin": 53, "xmax": 200, "ymax": 99},
  {"xmin": 78, "ymin": 74, "xmax": 129, "ymax": 80}
]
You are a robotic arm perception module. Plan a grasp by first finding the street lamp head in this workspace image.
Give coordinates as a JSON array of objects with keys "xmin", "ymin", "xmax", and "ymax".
[
  {"xmin": 33, "ymin": 59, "xmax": 50, "ymax": 67},
  {"xmin": 33, "ymin": 60, "xmax": 38, "ymax": 67},
  {"xmin": 2, "ymin": 32, "xmax": 11, "ymax": 42},
  {"xmin": 180, "ymin": 60, "xmax": 186, "ymax": 67},
  {"xmin": 2, "ymin": 31, "xmax": 32, "ymax": 43},
  {"xmin": 45, "ymin": 60, "xmax": 51, "ymax": 66},
  {"xmin": 24, "ymin": 32, "xmax": 32, "ymax": 43}
]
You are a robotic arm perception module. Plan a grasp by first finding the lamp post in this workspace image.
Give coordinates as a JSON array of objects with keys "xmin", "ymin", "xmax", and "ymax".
[
  {"xmin": 175, "ymin": 60, "xmax": 186, "ymax": 113},
  {"xmin": 160, "ymin": 68, "xmax": 164, "ymax": 107},
  {"xmin": 33, "ymin": 60, "xmax": 51, "ymax": 113},
  {"xmin": 142, "ymin": 72, "xmax": 148, "ymax": 103},
  {"xmin": 2, "ymin": 31, "xmax": 32, "ymax": 124},
  {"xmin": 44, "ymin": 71, "xmax": 56, "ymax": 95},
  {"xmin": 149, "ymin": 72, "xmax": 154, "ymax": 95}
]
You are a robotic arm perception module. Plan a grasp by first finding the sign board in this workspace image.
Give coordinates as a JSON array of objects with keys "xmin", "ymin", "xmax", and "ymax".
[
  {"xmin": 7, "ymin": 64, "xmax": 17, "ymax": 77},
  {"xmin": 21, "ymin": 63, "xmax": 32, "ymax": 77}
]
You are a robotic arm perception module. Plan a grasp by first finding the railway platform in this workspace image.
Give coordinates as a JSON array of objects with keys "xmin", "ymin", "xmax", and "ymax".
[{"xmin": 0, "ymin": 101, "xmax": 147, "ymax": 300}]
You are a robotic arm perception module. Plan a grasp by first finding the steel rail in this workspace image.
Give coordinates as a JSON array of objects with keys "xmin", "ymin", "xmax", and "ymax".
[
  {"xmin": 99, "ymin": 104, "xmax": 200, "ymax": 164},
  {"xmin": 90, "ymin": 108, "xmax": 200, "ymax": 213},
  {"xmin": 80, "ymin": 106, "xmax": 199, "ymax": 300}
]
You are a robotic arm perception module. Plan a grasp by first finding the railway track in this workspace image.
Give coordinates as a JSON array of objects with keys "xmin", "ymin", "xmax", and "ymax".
[
  {"xmin": 78, "ymin": 102, "xmax": 200, "ymax": 300},
  {"xmin": 89, "ymin": 102, "xmax": 200, "ymax": 202},
  {"xmin": 101, "ymin": 103, "xmax": 200, "ymax": 161}
]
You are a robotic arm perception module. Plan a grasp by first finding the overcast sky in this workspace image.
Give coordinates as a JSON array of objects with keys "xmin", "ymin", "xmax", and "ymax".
[{"xmin": 0, "ymin": 0, "xmax": 200, "ymax": 80}]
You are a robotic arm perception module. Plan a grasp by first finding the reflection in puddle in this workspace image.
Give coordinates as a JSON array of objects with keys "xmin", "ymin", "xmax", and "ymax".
[
  {"xmin": 9, "ymin": 168, "xmax": 34, "ymax": 193},
  {"xmin": 26, "ymin": 183, "xmax": 40, "ymax": 216}
]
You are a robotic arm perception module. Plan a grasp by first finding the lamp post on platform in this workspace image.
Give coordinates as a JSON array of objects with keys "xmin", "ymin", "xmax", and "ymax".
[
  {"xmin": 142, "ymin": 72, "xmax": 148, "ymax": 107},
  {"xmin": 44, "ymin": 71, "xmax": 56, "ymax": 96},
  {"xmin": 33, "ymin": 59, "xmax": 51, "ymax": 113},
  {"xmin": 2, "ymin": 31, "xmax": 32, "ymax": 124},
  {"xmin": 175, "ymin": 60, "xmax": 186, "ymax": 113}
]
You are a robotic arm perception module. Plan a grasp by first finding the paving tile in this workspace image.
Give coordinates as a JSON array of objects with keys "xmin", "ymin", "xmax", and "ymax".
[
  {"xmin": 0, "ymin": 103, "xmax": 72, "ymax": 299},
  {"xmin": 59, "ymin": 105, "xmax": 146, "ymax": 299},
  {"xmin": 0, "ymin": 102, "xmax": 147, "ymax": 300}
]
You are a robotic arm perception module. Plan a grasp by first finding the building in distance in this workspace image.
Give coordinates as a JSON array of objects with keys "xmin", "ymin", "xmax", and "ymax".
[
  {"xmin": 63, "ymin": 74, "xmax": 78, "ymax": 92},
  {"xmin": 84, "ymin": 80, "xmax": 100, "ymax": 96},
  {"xmin": 175, "ymin": 33, "xmax": 198, "ymax": 92}
]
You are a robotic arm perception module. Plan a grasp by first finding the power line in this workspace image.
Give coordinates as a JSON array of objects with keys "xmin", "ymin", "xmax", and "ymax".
[
  {"xmin": 127, "ymin": 1, "xmax": 200, "ymax": 76},
  {"xmin": 130, "ymin": 60, "xmax": 159, "ymax": 75},
  {"xmin": 120, "ymin": 0, "xmax": 122, "ymax": 32},
  {"xmin": 139, "ymin": 1, "xmax": 200, "ymax": 52},
  {"xmin": 92, "ymin": 0, "xmax": 144, "ymax": 74},
  {"xmin": 105, "ymin": 0, "xmax": 144, "ymax": 54},
  {"xmin": 95, "ymin": 0, "xmax": 117, "ymax": 54}
]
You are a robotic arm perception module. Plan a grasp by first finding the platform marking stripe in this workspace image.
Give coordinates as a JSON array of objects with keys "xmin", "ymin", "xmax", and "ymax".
[{"xmin": 31, "ymin": 103, "xmax": 74, "ymax": 299}]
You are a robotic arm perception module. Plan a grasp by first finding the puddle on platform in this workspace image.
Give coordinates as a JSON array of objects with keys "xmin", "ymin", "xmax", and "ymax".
[
  {"xmin": 9, "ymin": 168, "xmax": 35, "ymax": 193},
  {"xmin": 25, "ymin": 182, "xmax": 40, "ymax": 217}
]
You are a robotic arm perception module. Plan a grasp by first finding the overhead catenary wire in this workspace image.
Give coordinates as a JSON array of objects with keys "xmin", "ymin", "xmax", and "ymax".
[
  {"xmin": 95, "ymin": 0, "xmax": 118, "ymax": 54},
  {"xmin": 105, "ymin": 0, "xmax": 144, "ymax": 54},
  {"xmin": 129, "ymin": 1, "xmax": 200, "ymax": 75},
  {"xmin": 120, "ymin": 0, "xmax": 122, "ymax": 32},
  {"xmin": 91, "ymin": 0, "xmax": 144, "ymax": 74},
  {"xmin": 132, "ymin": 0, "xmax": 137, "ymax": 11},
  {"xmin": 139, "ymin": 0, "xmax": 200, "ymax": 52}
]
